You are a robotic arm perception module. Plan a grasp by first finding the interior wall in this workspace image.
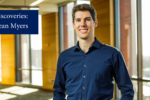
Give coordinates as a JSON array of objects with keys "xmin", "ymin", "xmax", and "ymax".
[
  {"xmin": 42, "ymin": 12, "xmax": 59, "ymax": 90},
  {"xmin": 91, "ymin": 0, "xmax": 114, "ymax": 46},
  {"xmin": 1, "ymin": 35, "xmax": 15, "ymax": 85}
]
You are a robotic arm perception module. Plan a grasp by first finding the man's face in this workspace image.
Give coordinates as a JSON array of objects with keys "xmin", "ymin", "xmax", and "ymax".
[{"xmin": 72, "ymin": 11, "xmax": 97, "ymax": 40}]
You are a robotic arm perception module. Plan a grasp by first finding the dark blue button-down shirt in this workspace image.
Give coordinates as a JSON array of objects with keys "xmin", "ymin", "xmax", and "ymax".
[{"xmin": 53, "ymin": 37, "xmax": 134, "ymax": 100}]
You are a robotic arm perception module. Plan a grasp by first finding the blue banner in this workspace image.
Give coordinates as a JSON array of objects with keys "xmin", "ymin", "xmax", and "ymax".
[{"xmin": 0, "ymin": 10, "xmax": 38, "ymax": 34}]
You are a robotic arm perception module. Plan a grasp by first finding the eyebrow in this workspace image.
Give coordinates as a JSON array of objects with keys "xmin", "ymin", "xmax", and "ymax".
[{"xmin": 75, "ymin": 17, "xmax": 92, "ymax": 20}]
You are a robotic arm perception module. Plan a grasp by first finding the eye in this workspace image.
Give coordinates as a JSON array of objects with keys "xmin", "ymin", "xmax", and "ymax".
[
  {"xmin": 86, "ymin": 19, "xmax": 90, "ymax": 21},
  {"xmin": 76, "ymin": 19, "xmax": 80, "ymax": 22}
]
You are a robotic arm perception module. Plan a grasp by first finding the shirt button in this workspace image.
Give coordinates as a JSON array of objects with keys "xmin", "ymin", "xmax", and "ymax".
[
  {"xmin": 85, "ymin": 55, "xmax": 87, "ymax": 56},
  {"xmin": 83, "ymin": 76, "xmax": 86, "ymax": 78},
  {"xmin": 83, "ymin": 99, "xmax": 84, "ymax": 100},
  {"xmin": 83, "ymin": 87, "xmax": 85, "ymax": 89},
  {"xmin": 84, "ymin": 65, "xmax": 86, "ymax": 67}
]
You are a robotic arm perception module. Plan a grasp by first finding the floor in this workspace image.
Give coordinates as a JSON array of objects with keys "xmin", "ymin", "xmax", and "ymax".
[{"xmin": 0, "ymin": 84, "xmax": 53, "ymax": 100}]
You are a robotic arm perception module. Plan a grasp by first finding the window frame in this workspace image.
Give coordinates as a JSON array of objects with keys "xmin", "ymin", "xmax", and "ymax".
[{"xmin": 114, "ymin": 0, "xmax": 150, "ymax": 100}]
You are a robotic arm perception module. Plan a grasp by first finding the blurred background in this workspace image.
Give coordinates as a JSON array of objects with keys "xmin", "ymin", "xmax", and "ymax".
[{"xmin": 0, "ymin": 0, "xmax": 149, "ymax": 100}]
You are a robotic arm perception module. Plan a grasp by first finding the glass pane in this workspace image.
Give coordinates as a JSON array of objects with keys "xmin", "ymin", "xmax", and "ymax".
[
  {"xmin": 31, "ymin": 70, "xmax": 42, "ymax": 86},
  {"xmin": 142, "ymin": 0, "xmax": 150, "ymax": 80},
  {"xmin": 21, "ymin": 35, "xmax": 30, "ymax": 69},
  {"xmin": 117, "ymin": 0, "xmax": 137, "ymax": 99},
  {"xmin": 119, "ymin": 0, "xmax": 137, "ymax": 78},
  {"xmin": 132, "ymin": 80, "xmax": 138, "ymax": 100},
  {"xmin": 17, "ymin": 70, "xmax": 30, "ymax": 84},
  {"xmin": 143, "ymin": 82, "xmax": 150, "ymax": 100},
  {"xmin": 31, "ymin": 15, "xmax": 42, "ymax": 70},
  {"xmin": 67, "ymin": 2, "xmax": 75, "ymax": 48},
  {"xmin": 59, "ymin": 2, "xmax": 75, "ymax": 52}
]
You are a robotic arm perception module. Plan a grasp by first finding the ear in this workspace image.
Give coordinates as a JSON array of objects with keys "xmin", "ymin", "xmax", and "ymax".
[
  {"xmin": 94, "ymin": 19, "xmax": 98, "ymax": 27},
  {"xmin": 72, "ymin": 22, "xmax": 75, "ymax": 29}
]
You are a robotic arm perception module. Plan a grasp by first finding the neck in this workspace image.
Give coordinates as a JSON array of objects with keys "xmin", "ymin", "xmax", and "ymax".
[{"xmin": 78, "ymin": 36, "xmax": 95, "ymax": 53}]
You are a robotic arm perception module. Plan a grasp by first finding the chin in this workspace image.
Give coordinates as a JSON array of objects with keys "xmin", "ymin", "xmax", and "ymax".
[{"xmin": 79, "ymin": 36, "xmax": 89, "ymax": 40}]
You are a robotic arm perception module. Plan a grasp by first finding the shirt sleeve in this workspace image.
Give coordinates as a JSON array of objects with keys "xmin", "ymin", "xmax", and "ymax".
[
  {"xmin": 112, "ymin": 50, "xmax": 134, "ymax": 100},
  {"xmin": 53, "ymin": 56, "xmax": 66, "ymax": 100}
]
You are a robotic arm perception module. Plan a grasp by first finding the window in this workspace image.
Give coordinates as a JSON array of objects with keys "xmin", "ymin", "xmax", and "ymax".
[
  {"xmin": 142, "ymin": 0, "xmax": 150, "ymax": 99},
  {"xmin": 118, "ymin": 0, "xmax": 138, "ymax": 78},
  {"xmin": 115, "ymin": 0, "xmax": 138, "ymax": 99},
  {"xmin": 16, "ymin": 15, "xmax": 42, "ymax": 86},
  {"xmin": 30, "ymin": 15, "xmax": 42, "ymax": 86},
  {"xmin": 115, "ymin": 0, "xmax": 150, "ymax": 100},
  {"xmin": 142, "ymin": 0, "xmax": 150, "ymax": 80},
  {"xmin": 59, "ymin": 2, "xmax": 75, "ymax": 52}
]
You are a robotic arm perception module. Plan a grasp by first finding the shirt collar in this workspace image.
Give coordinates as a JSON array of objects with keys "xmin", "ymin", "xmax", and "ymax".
[
  {"xmin": 74, "ymin": 41, "xmax": 80, "ymax": 52},
  {"xmin": 74, "ymin": 37, "xmax": 101, "ymax": 52}
]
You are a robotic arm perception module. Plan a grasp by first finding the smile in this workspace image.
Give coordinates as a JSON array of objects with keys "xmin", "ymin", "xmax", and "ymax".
[{"xmin": 79, "ymin": 29, "xmax": 88, "ymax": 33}]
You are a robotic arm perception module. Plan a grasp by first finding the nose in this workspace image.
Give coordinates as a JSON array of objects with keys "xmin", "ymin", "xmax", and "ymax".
[{"xmin": 80, "ymin": 20, "xmax": 86, "ymax": 27}]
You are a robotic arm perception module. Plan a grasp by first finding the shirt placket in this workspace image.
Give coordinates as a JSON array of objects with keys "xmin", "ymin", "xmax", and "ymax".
[{"xmin": 81, "ymin": 54, "xmax": 87, "ymax": 100}]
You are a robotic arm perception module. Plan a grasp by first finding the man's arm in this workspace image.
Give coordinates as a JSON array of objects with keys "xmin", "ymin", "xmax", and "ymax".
[
  {"xmin": 113, "ymin": 51, "xmax": 134, "ymax": 100},
  {"xmin": 53, "ymin": 56, "xmax": 66, "ymax": 100}
]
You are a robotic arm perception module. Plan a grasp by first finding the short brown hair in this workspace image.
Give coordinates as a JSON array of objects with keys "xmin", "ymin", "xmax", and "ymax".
[{"xmin": 72, "ymin": 4, "xmax": 97, "ymax": 23}]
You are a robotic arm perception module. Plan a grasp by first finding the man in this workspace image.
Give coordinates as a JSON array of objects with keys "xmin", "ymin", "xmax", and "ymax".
[{"xmin": 53, "ymin": 4, "xmax": 134, "ymax": 100}]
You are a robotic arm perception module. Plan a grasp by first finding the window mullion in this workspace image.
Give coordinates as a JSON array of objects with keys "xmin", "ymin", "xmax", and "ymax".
[
  {"xmin": 114, "ymin": 0, "xmax": 121, "ymax": 99},
  {"xmin": 137, "ymin": 0, "xmax": 143, "ymax": 99},
  {"xmin": 29, "ymin": 35, "xmax": 32, "ymax": 84}
]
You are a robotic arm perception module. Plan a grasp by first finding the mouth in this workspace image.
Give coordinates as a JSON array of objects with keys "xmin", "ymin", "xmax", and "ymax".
[{"xmin": 79, "ymin": 29, "xmax": 88, "ymax": 33}]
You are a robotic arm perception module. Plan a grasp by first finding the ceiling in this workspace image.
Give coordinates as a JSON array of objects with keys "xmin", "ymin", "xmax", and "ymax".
[{"xmin": 0, "ymin": 0, "xmax": 77, "ymax": 15}]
